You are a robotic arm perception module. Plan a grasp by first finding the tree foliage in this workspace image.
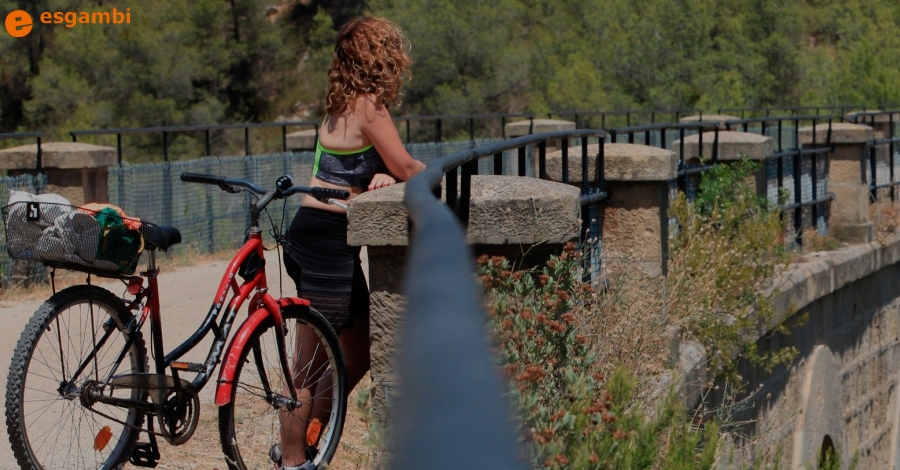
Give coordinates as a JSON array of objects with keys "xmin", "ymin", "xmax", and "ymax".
[{"xmin": 1, "ymin": 0, "xmax": 899, "ymax": 138}]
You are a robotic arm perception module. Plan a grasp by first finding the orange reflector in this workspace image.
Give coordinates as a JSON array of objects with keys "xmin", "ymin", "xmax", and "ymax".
[
  {"xmin": 171, "ymin": 362, "xmax": 190, "ymax": 371},
  {"xmin": 94, "ymin": 425, "xmax": 112, "ymax": 451},
  {"xmin": 307, "ymin": 418, "xmax": 322, "ymax": 446}
]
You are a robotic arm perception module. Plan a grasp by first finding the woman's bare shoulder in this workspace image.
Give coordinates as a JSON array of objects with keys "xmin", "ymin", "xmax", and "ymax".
[{"xmin": 350, "ymin": 94, "xmax": 390, "ymax": 122}]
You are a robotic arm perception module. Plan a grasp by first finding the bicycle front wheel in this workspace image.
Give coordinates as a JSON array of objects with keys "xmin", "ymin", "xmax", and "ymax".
[
  {"xmin": 219, "ymin": 305, "xmax": 347, "ymax": 470},
  {"xmin": 6, "ymin": 285, "xmax": 148, "ymax": 469}
]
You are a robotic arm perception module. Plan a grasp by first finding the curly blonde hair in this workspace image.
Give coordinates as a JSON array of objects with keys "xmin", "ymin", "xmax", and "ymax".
[{"xmin": 325, "ymin": 17, "xmax": 412, "ymax": 114}]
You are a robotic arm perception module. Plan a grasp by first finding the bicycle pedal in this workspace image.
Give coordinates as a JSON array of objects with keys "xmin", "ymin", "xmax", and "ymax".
[{"xmin": 129, "ymin": 441, "xmax": 160, "ymax": 468}]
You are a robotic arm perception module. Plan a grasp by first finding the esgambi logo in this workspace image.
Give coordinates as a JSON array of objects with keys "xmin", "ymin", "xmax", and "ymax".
[
  {"xmin": 4, "ymin": 10, "xmax": 32, "ymax": 38},
  {"xmin": 5, "ymin": 8, "xmax": 131, "ymax": 38}
]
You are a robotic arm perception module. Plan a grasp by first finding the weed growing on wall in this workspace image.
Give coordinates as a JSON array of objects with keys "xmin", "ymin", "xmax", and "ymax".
[
  {"xmin": 478, "ymin": 250, "xmax": 719, "ymax": 468},
  {"xmin": 469, "ymin": 159, "xmax": 809, "ymax": 467},
  {"xmin": 667, "ymin": 159, "xmax": 799, "ymax": 377}
]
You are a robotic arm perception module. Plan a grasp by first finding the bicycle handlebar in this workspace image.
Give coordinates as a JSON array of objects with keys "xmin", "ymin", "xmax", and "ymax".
[
  {"xmin": 180, "ymin": 172, "xmax": 267, "ymax": 195},
  {"xmin": 180, "ymin": 172, "xmax": 350, "ymax": 202}
]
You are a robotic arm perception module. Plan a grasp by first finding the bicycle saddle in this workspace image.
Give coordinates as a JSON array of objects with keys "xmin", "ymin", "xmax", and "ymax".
[{"xmin": 144, "ymin": 224, "xmax": 182, "ymax": 251}]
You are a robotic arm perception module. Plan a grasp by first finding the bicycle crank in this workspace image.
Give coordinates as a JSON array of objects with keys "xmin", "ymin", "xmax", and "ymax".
[{"xmin": 105, "ymin": 372, "xmax": 201, "ymax": 445}]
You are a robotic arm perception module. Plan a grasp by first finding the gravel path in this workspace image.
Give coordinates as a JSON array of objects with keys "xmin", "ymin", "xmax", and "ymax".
[{"xmin": 0, "ymin": 251, "xmax": 372, "ymax": 469}]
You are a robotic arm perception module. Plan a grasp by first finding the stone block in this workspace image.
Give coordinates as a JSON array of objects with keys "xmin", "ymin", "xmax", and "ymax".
[
  {"xmin": 673, "ymin": 131, "xmax": 773, "ymax": 161},
  {"xmin": 829, "ymin": 182, "xmax": 871, "ymax": 224},
  {"xmin": 285, "ymin": 128, "xmax": 318, "ymax": 151},
  {"xmin": 825, "ymin": 145, "xmax": 866, "ymax": 185},
  {"xmin": 0, "ymin": 142, "xmax": 116, "ymax": 170},
  {"xmin": 347, "ymin": 176, "xmax": 581, "ymax": 247},
  {"xmin": 602, "ymin": 180, "xmax": 669, "ymax": 277},
  {"xmin": 504, "ymin": 118, "xmax": 575, "ymax": 138},
  {"xmin": 1, "ymin": 142, "xmax": 115, "ymax": 205},
  {"xmin": 798, "ymin": 122, "xmax": 873, "ymax": 145},
  {"xmin": 544, "ymin": 143, "xmax": 677, "ymax": 183},
  {"xmin": 678, "ymin": 114, "xmax": 742, "ymax": 131}
]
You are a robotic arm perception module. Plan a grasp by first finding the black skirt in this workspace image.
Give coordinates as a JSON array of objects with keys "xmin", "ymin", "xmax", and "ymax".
[{"xmin": 284, "ymin": 206, "xmax": 369, "ymax": 330}]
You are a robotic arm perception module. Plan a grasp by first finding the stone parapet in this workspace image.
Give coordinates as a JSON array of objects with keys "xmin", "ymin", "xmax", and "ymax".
[
  {"xmin": 798, "ymin": 122, "xmax": 874, "ymax": 243},
  {"xmin": 285, "ymin": 128, "xmax": 318, "ymax": 151},
  {"xmin": 798, "ymin": 122, "xmax": 872, "ymax": 145},
  {"xmin": 673, "ymin": 131, "xmax": 773, "ymax": 161},
  {"xmin": 543, "ymin": 143, "xmax": 677, "ymax": 183},
  {"xmin": 0, "ymin": 142, "xmax": 116, "ymax": 170},
  {"xmin": 348, "ymin": 175, "xmax": 581, "ymax": 426},
  {"xmin": 542, "ymin": 142, "xmax": 676, "ymax": 276},
  {"xmin": 678, "ymin": 114, "xmax": 742, "ymax": 131},
  {"xmin": 348, "ymin": 176, "xmax": 581, "ymax": 246},
  {"xmin": 844, "ymin": 111, "xmax": 899, "ymax": 139},
  {"xmin": 0, "ymin": 142, "xmax": 115, "ymax": 205},
  {"xmin": 504, "ymin": 118, "xmax": 575, "ymax": 138}
]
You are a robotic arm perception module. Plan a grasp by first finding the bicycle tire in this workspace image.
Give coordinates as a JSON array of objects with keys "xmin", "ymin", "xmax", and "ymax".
[
  {"xmin": 219, "ymin": 305, "xmax": 347, "ymax": 470},
  {"xmin": 6, "ymin": 285, "xmax": 148, "ymax": 470}
]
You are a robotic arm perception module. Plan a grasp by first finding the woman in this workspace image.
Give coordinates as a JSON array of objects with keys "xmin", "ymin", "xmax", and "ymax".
[{"xmin": 275, "ymin": 16, "xmax": 425, "ymax": 470}]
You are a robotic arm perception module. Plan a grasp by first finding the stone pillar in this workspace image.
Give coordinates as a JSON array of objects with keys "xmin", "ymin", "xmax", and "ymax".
[
  {"xmin": 544, "ymin": 143, "xmax": 678, "ymax": 276},
  {"xmin": 845, "ymin": 111, "xmax": 899, "ymax": 139},
  {"xmin": 347, "ymin": 176, "xmax": 580, "ymax": 424},
  {"xmin": 504, "ymin": 118, "xmax": 575, "ymax": 153},
  {"xmin": 674, "ymin": 131, "xmax": 774, "ymax": 199},
  {"xmin": 679, "ymin": 114, "xmax": 742, "ymax": 132},
  {"xmin": 799, "ymin": 122, "xmax": 874, "ymax": 243},
  {"xmin": 0, "ymin": 142, "xmax": 116, "ymax": 205},
  {"xmin": 285, "ymin": 128, "xmax": 318, "ymax": 152}
]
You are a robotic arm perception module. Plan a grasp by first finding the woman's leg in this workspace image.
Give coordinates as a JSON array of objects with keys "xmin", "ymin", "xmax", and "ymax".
[
  {"xmin": 280, "ymin": 322, "xmax": 331, "ymax": 467},
  {"xmin": 307, "ymin": 262, "xmax": 371, "ymax": 442}
]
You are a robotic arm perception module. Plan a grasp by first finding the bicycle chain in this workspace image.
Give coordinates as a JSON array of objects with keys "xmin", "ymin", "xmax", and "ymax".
[{"xmin": 85, "ymin": 401, "xmax": 168, "ymax": 438}]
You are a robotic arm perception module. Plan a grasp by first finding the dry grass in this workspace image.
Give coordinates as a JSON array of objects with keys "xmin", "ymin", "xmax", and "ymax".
[
  {"xmin": 870, "ymin": 199, "xmax": 900, "ymax": 243},
  {"xmin": 121, "ymin": 379, "xmax": 372, "ymax": 469}
]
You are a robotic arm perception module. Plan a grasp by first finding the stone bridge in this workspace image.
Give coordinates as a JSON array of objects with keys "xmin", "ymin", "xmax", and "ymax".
[
  {"xmin": 344, "ymin": 116, "xmax": 900, "ymax": 468},
  {"xmin": 3, "ymin": 114, "xmax": 900, "ymax": 468}
]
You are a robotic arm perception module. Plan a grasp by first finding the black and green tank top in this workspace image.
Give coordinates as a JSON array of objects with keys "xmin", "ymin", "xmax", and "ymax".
[{"xmin": 313, "ymin": 141, "xmax": 389, "ymax": 188}]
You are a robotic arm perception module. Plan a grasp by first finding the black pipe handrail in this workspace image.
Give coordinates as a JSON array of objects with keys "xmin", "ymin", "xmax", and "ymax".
[
  {"xmin": 392, "ymin": 112, "xmax": 535, "ymax": 143},
  {"xmin": 394, "ymin": 129, "xmax": 607, "ymax": 468},
  {"xmin": 717, "ymin": 105, "xmax": 866, "ymax": 119},
  {"xmin": 847, "ymin": 111, "xmax": 900, "ymax": 201},
  {"xmin": 607, "ymin": 121, "xmax": 723, "ymax": 198},
  {"xmin": 70, "ymin": 121, "xmax": 319, "ymax": 163},
  {"xmin": 548, "ymin": 108, "xmax": 701, "ymax": 129},
  {"xmin": 725, "ymin": 115, "xmax": 834, "ymax": 244},
  {"xmin": 0, "ymin": 132, "xmax": 44, "ymax": 171}
]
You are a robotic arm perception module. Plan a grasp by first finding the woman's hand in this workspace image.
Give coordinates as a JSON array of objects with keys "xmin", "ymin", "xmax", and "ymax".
[{"xmin": 368, "ymin": 173, "xmax": 396, "ymax": 190}]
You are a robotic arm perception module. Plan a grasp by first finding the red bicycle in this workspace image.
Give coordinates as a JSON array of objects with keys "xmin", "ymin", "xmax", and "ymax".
[{"xmin": 5, "ymin": 172, "xmax": 349, "ymax": 469}]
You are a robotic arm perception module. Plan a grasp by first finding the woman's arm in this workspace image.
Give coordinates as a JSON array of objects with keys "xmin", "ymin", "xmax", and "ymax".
[{"xmin": 359, "ymin": 99, "xmax": 426, "ymax": 182}]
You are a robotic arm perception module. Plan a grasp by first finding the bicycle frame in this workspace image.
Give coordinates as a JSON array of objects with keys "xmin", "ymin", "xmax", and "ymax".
[{"xmin": 74, "ymin": 224, "xmax": 308, "ymax": 415}]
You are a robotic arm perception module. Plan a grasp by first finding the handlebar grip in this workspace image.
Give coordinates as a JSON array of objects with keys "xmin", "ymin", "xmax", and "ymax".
[
  {"xmin": 311, "ymin": 187, "xmax": 351, "ymax": 200},
  {"xmin": 180, "ymin": 172, "xmax": 226, "ymax": 185}
]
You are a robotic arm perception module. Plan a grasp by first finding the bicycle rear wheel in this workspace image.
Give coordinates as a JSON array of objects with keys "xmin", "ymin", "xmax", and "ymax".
[
  {"xmin": 219, "ymin": 305, "xmax": 346, "ymax": 470},
  {"xmin": 6, "ymin": 285, "xmax": 148, "ymax": 470}
]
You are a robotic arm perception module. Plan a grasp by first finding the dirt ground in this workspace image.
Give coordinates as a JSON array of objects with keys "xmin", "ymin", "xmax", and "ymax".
[{"xmin": 0, "ymin": 250, "xmax": 373, "ymax": 469}]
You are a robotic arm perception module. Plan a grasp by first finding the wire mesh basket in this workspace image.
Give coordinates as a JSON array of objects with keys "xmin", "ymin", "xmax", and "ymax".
[{"xmin": 2, "ymin": 202, "xmax": 151, "ymax": 275}]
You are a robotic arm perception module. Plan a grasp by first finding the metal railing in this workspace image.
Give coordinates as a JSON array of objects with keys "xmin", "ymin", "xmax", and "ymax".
[
  {"xmin": 549, "ymin": 108, "xmax": 700, "ymax": 129},
  {"xmin": 0, "ymin": 132, "xmax": 43, "ymax": 171},
  {"xmin": 69, "ymin": 121, "xmax": 319, "ymax": 163},
  {"xmin": 725, "ymin": 115, "xmax": 834, "ymax": 244},
  {"xmin": 717, "ymin": 105, "xmax": 865, "ymax": 119},
  {"xmin": 846, "ymin": 110, "xmax": 900, "ymax": 201},
  {"xmin": 393, "ymin": 129, "xmax": 606, "ymax": 468},
  {"xmin": 393, "ymin": 112, "xmax": 535, "ymax": 143},
  {"xmin": 607, "ymin": 121, "xmax": 722, "ymax": 193}
]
